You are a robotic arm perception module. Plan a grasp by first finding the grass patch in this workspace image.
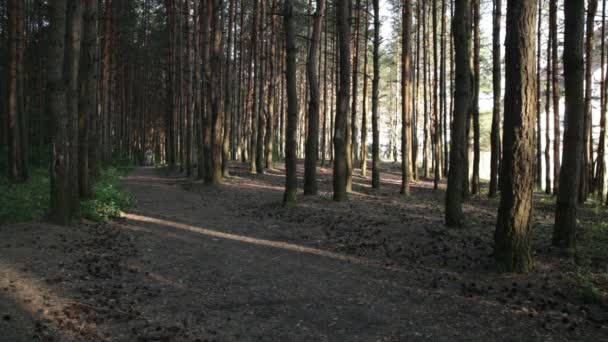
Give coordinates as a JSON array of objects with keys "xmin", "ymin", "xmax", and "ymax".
[
  {"xmin": 81, "ymin": 167, "xmax": 133, "ymax": 222},
  {"xmin": 0, "ymin": 168, "xmax": 50, "ymax": 224},
  {"xmin": 0, "ymin": 166, "xmax": 132, "ymax": 224}
]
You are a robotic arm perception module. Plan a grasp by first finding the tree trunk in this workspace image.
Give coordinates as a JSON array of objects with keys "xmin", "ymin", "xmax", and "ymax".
[
  {"xmin": 401, "ymin": 0, "xmax": 412, "ymax": 196},
  {"xmin": 471, "ymin": 0, "xmax": 480, "ymax": 195},
  {"xmin": 371, "ymin": 0, "xmax": 380, "ymax": 189},
  {"xmin": 545, "ymin": 0, "xmax": 552, "ymax": 194},
  {"xmin": 335, "ymin": 0, "xmax": 352, "ymax": 200},
  {"xmin": 361, "ymin": 0, "xmax": 369, "ymax": 177},
  {"xmin": 598, "ymin": 0, "xmax": 607, "ymax": 202},
  {"xmin": 489, "ymin": 0, "xmax": 502, "ymax": 197},
  {"xmin": 550, "ymin": 0, "xmax": 560, "ymax": 195},
  {"xmin": 432, "ymin": 0, "xmax": 441, "ymax": 190},
  {"xmin": 283, "ymin": 0, "xmax": 298, "ymax": 205},
  {"xmin": 48, "ymin": 0, "xmax": 71, "ymax": 224},
  {"xmin": 209, "ymin": 0, "xmax": 223, "ymax": 184},
  {"xmin": 304, "ymin": 0, "xmax": 325, "ymax": 195},
  {"xmin": 494, "ymin": 0, "xmax": 538, "ymax": 273},
  {"xmin": 445, "ymin": 0, "xmax": 472, "ymax": 227},
  {"xmin": 7, "ymin": 0, "xmax": 26, "ymax": 182},
  {"xmin": 553, "ymin": 0, "xmax": 585, "ymax": 249},
  {"xmin": 580, "ymin": 0, "xmax": 598, "ymax": 203},
  {"xmin": 535, "ymin": 0, "xmax": 542, "ymax": 190},
  {"xmin": 79, "ymin": 0, "xmax": 98, "ymax": 197}
]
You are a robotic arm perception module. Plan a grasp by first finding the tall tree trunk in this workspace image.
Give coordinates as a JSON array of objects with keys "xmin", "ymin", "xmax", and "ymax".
[
  {"xmin": 335, "ymin": 0, "xmax": 352, "ymax": 200},
  {"xmin": 598, "ymin": 0, "xmax": 607, "ymax": 202},
  {"xmin": 581, "ymin": 0, "xmax": 598, "ymax": 203},
  {"xmin": 432, "ymin": 0, "xmax": 441, "ymax": 190},
  {"xmin": 553, "ymin": 0, "xmax": 585, "ymax": 249},
  {"xmin": 535, "ymin": 0, "xmax": 542, "ymax": 189},
  {"xmin": 545, "ymin": 0, "xmax": 552, "ymax": 194},
  {"xmin": 283, "ymin": 0, "xmax": 298, "ymax": 205},
  {"xmin": 7, "ymin": 0, "xmax": 25, "ymax": 182},
  {"xmin": 471, "ymin": 0, "xmax": 481, "ymax": 195},
  {"xmin": 489, "ymin": 0, "xmax": 502, "ymax": 197},
  {"xmin": 494, "ymin": 0, "xmax": 538, "ymax": 273},
  {"xmin": 48, "ymin": 0, "xmax": 70, "ymax": 224},
  {"xmin": 65, "ymin": 0, "xmax": 84, "ymax": 214},
  {"xmin": 304, "ymin": 0, "xmax": 325, "ymax": 195},
  {"xmin": 361, "ymin": 0, "xmax": 369, "ymax": 177},
  {"xmin": 209, "ymin": 0, "xmax": 223, "ymax": 184},
  {"xmin": 79, "ymin": 0, "xmax": 98, "ymax": 197},
  {"xmin": 401, "ymin": 0, "xmax": 412, "ymax": 195},
  {"xmin": 550, "ymin": 0, "xmax": 560, "ymax": 195},
  {"xmin": 351, "ymin": 0, "xmax": 361, "ymax": 169},
  {"xmin": 445, "ymin": 0, "xmax": 472, "ymax": 227},
  {"xmin": 371, "ymin": 0, "xmax": 380, "ymax": 189}
]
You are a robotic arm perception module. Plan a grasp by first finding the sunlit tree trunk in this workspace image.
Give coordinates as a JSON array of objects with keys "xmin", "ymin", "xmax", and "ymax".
[
  {"xmin": 446, "ymin": 0, "xmax": 472, "ymax": 227},
  {"xmin": 401, "ymin": 0, "xmax": 412, "ymax": 196},
  {"xmin": 495, "ymin": 0, "xmax": 538, "ymax": 273},
  {"xmin": 489, "ymin": 0, "xmax": 502, "ymax": 197}
]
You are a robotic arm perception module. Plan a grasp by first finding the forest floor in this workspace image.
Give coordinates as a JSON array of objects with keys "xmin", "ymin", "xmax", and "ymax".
[{"xmin": 1, "ymin": 162, "xmax": 607, "ymax": 341}]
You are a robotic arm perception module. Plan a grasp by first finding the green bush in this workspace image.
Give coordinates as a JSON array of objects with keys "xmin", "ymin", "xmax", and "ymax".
[
  {"xmin": 0, "ymin": 168, "xmax": 50, "ymax": 224},
  {"xmin": 0, "ymin": 166, "xmax": 132, "ymax": 224},
  {"xmin": 81, "ymin": 167, "xmax": 132, "ymax": 222}
]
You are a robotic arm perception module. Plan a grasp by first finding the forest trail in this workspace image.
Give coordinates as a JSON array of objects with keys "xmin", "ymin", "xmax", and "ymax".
[
  {"xmin": 113, "ymin": 166, "xmax": 550, "ymax": 341},
  {"xmin": 1, "ymin": 166, "xmax": 603, "ymax": 341}
]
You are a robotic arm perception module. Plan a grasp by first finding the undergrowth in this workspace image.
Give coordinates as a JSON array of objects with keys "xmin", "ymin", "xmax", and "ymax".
[
  {"xmin": 0, "ymin": 166, "xmax": 132, "ymax": 224},
  {"xmin": 81, "ymin": 167, "xmax": 133, "ymax": 222}
]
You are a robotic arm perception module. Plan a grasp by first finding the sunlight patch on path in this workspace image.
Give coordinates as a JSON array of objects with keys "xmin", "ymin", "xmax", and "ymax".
[{"xmin": 121, "ymin": 213, "xmax": 397, "ymax": 270}]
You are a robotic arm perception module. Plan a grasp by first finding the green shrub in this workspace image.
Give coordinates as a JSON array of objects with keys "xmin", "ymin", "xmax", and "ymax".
[
  {"xmin": 81, "ymin": 167, "xmax": 132, "ymax": 222},
  {"xmin": 0, "ymin": 168, "xmax": 50, "ymax": 224}
]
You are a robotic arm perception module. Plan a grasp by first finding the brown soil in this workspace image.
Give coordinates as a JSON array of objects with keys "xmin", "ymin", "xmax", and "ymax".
[{"xmin": 1, "ymin": 162, "xmax": 606, "ymax": 341}]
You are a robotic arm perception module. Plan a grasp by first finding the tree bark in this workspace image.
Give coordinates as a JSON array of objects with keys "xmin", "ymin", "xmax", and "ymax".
[
  {"xmin": 401, "ymin": 0, "xmax": 412, "ymax": 196},
  {"xmin": 335, "ymin": 0, "xmax": 352, "ymax": 200},
  {"xmin": 371, "ymin": 0, "xmax": 380, "ymax": 189},
  {"xmin": 553, "ymin": 0, "xmax": 585, "ymax": 249},
  {"xmin": 494, "ymin": 0, "xmax": 538, "ymax": 273},
  {"xmin": 471, "ymin": 0, "xmax": 481, "ymax": 195},
  {"xmin": 445, "ymin": 0, "xmax": 472, "ymax": 227},
  {"xmin": 304, "ymin": 0, "xmax": 325, "ymax": 195},
  {"xmin": 580, "ymin": 0, "xmax": 598, "ymax": 203},
  {"xmin": 48, "ymin": 0, "xmax": 71, "ymax": 224},
  {"xmin": 550, "ymin": 0, "xmax": 560, "ymax": 195},
  {"xmin": 489, "ymin": 0, "xmax": 502, "ymax": 197},
  {"xmin": 283, "ymin": 0, "xmax": 298, "ymax": 205}
]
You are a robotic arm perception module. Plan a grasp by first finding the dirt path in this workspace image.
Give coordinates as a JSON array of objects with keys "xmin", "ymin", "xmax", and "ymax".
[
  {"xmin": 1, "ymin": 166, "xmax": 604, "ymax": 341},
  {"xmin": 116, "ymin": 167, "xmax": 562, "ymax": 341}
]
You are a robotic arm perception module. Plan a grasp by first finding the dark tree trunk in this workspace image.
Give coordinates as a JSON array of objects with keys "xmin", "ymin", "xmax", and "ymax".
[
  {"xmin": 401, "ymin": 0, "xmax": 412, "ymax": 196},
  {"xmin": 553, "ymin": 0, "xmax": 585, "ymax": 249},
  {"xmin": 48, "ymin": 0, "xmax": 71, "ymax": 224},
  {"xmin": 445, "ymin": 0, "xmax": 472, "ymax": 227},
  {"xmin": 79, "ymin": 0, "xmax": 98, "ymax": 197},
  {"xmin": 535, "ymin": 0, "xmax": 542, "ymax": 190},
  {"xmin": 471, "ymin": 0, "xmax": 480, "ymax": 195},
  {"xmin": 371, "ymin": 0, "xmax": 380, "ymax": 189},
  {"xmin": 304, "ymin": 0, "xmax": 325, "ymax": 195},
  {"xmin": 283, "ymin": 0, "xmax": 298, "ymax": 205},
  {"xmin": 360, "ymin": 0, "xmax": 369, "ymax": 177},
  {"xmin": 545, "ymin": 0, "xmax": 552, "ymax": 194},
  {"xmin": 550, "ymin": 0, "xmax": 560, "ymax": 195},
  {"xmin": 334, "ymin": 0, "xmax": 352, "ymax": 200},
  {"xmin": 598, "ymin": 0, "xmax": 607, "ymax": 202},
  {"xmin": 495, "ymin": 0, "xmax": 538, "ymax": 273},
  {"xmin": 489, "ymin": 0, "xmax": 502, "ymax": 197},
  {"xmin": 580, "ymin": 0, "xmax": 598, "ymax": 203}
]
